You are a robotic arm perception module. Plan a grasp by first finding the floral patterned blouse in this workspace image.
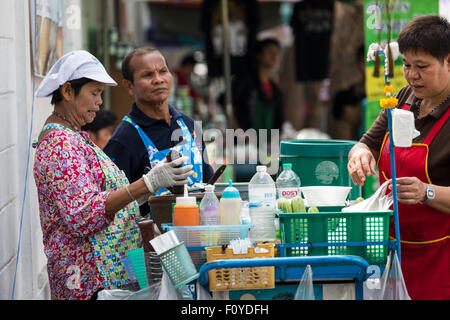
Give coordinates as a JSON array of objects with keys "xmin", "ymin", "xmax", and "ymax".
[{"xmin": 33, "ymin": 127, "xmax": 114, "ymax": 300}]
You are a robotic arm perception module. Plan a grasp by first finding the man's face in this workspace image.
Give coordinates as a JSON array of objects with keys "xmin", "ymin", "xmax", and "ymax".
[
  {"xmin": 258, "ymin": 44, "xmax": 281, "ymax": 71},
  {"xmin": 125, "ymin": 52, "xmax": 173, "ymax": 105}
]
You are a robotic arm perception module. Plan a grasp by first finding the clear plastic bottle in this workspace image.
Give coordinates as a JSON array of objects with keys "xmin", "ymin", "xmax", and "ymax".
[
  {"xmin": 199, "ymin": 184, "xmax": 220, "ymax": 225},
  {"xmin": 276, "ymin": 163, "xmax": 301, "ymax": 199},
  {"xmin": 248, "ymin": 166, "xmax": 277, "ymax": 241},
  {"xmin": 219, "ymin": 180, "xmax": 242, "ymax": 225}
]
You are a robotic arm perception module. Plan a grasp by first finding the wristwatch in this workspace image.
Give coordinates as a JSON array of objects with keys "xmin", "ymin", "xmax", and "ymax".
[{"xmin": 421, "ymin": 184, "xmax": 435, "ymax": 204}]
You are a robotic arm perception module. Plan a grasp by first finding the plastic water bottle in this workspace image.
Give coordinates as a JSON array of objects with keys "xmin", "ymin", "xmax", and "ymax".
[
  {"xmin": 248, "ymin": 166, "xmax": 277, "ymax": 241},
  {"xmin": 276, "ymin": 163, "xmax": 301, "ymax": 199},
  {"xmin": 199, "ymin": 185, "xmax": 220, "ymax": 225}
]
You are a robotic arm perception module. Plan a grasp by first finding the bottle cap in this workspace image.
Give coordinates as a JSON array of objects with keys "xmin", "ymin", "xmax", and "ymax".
[
  {"xmin": 205, "ymin": 184, "xmax": 215, "ymax": 192},
  {"xmin": 256, "ymin": 165, "xmax": 267, "ymax": 172},
  {"xmin": 283, "ymin": 163, "xmax": 292, "ymax": 169},
  {"xmin": 176, "ymin": 184, "xmax": 196, "ymax": 205},
  {"xmin": 221, "ymin": 180, "xmax": 240, "ymax": 199}
]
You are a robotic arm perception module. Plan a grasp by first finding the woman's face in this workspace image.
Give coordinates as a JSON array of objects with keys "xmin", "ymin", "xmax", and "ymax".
[
  {"xmin": 402, "ymin": 50, "xmax": 450, "ymax": 100},
  {"xmin": 126, "ymin": 52, "xmax": 173, "ymax": 106},
  {"xmin": 71, "ymin": 81, "xmax": 105, "ymax": 127}
]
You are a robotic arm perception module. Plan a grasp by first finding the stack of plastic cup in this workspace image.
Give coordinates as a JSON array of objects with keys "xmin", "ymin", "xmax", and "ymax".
[
  {"xmin": 120, "ymin": 256, "xmax": 140, "ymax": 291},
  {"xmin": 126, "ymin": 248, "xmax": 148, "ymax": 290}
]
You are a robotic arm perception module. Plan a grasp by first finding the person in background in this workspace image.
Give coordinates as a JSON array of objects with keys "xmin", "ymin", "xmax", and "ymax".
[
  {"xmin": 81, "ymin": 109, "xmax": 117, "ymax": 149},
  {"xmin": 104, "ymin": 47, "xmax": 214, "ymax": 218},
  {"xmin": 347, "ymin": 15, "xmax": 450, "ymax": 300},
  {"xmin": 230, "ymin": 38, "xmax": 284, "ymax": 131},
  {"xmin": 33, "ymin": 50, "xmax": 192, "ymax": 299},
  {"xmin": 174, "ymin": 53, "xmax": 199, "ymax": 100}
]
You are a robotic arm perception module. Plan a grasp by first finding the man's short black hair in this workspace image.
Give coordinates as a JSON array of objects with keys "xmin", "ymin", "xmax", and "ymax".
[
  {"xmin": 255, "ymin": 38, "xmax": 281, "ymax": 55},
  {"xmin": 81, "ymin": 109, "xmax": 117, "ymax": 133}
]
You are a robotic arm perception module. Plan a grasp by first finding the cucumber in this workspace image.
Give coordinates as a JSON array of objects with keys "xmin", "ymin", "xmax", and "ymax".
[
  {"xmin": 291, "ymin": 196, "xmax": 306, "ymax": 213},
  {"xmin": 307, "ymin": 206, "xmax": 319, "ymax": 213},
  {"xmin": 277, "ymin": 198, "xmax": 292, "ymax": 213}
]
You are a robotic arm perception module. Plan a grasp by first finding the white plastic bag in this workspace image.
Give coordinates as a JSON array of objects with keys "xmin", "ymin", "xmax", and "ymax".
[
  {"xmin": 196, "ymin": 281, "xmax": 212, "ymax": 300},
  {"xmin": 294, "ymin": 265, "xmax": 315, "ymax": 300},
  {"xmin": 342, "ymin": 180, "xmax": 393, "ymax": 213},
  {"xmin": 378, "ymin": 251, "xmax": 411, "ymax": 300},
  {"xmin": 364, "ymin": 251, "xmax": 410, "ymax": 300},
  {"xmin": 97, "ymin": 281, "xmax": 161, "ymax": 300},
  {"xmin": 158, "ymin": 270, "xmax": 183, "ymax": 300}
]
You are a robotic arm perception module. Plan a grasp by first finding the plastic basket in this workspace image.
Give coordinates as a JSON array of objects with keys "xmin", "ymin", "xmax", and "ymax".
[
  {"xmin": 158, "ymin": 241, "xmax": 199, "ymax": 288},
  {"xmin": 279, "ymin": 206, "xmax": 393, "ymax": 265},
  {"xmin": 162, "ymin": 223, "xmax": 252, "ymax": 268},
  {"xmin": 205, "ymin": 243, "xmax": 275, "ymax": 292}
]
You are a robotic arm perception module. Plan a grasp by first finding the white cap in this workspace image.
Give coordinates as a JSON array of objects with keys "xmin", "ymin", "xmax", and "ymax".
[
  {"xmin": 35, "ymin": 50, "xmax": 117, "ymax": 97},
  {"xmin": 256, "ymin": 165, "xmax": 267, "ymax": 172},
  {"xmin": 205, "ymin": 184, "xmax": 215, "ymax": 192},
  {"xmin": 176, "ymin": 184, "xmax": 196, "ymax": 206}
]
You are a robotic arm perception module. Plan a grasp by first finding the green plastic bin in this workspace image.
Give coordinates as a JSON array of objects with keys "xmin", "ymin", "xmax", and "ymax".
[
  {"xmin": 279, "ymin": 139, "xmax": 361, "ymax": 200},
  {"xmin": 279, "ymin": 207, "xmax": 393, "ymax": 265},
  {"xmin": 158, "ymin": 241, "xmax": 199, "ymax": 288}
]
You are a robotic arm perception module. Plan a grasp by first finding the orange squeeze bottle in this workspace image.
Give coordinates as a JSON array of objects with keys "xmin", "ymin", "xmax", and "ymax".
[{"xmin": 173, "ymin": 184, "xmax": 199, "ymax": 226}]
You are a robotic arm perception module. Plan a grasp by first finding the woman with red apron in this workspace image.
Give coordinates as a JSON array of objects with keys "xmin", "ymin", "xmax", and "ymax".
[{"xmin": 378, "ymin": 104, "xmax": 450, "ymax": 300}]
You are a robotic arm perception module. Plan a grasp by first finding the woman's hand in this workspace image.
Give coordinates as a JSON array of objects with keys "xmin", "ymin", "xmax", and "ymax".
[
  {"xmin": 388, "ymin": 177, "xmax": 427, "ymax": 205},
  {"xmin": 348, "ymin": 143, "xmax": 377, "ymax": 186}
]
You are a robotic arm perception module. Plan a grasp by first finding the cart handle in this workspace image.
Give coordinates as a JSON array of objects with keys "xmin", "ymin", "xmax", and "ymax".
[{"xmin": 198, "ymin": 255, "xmax": 370, "ymax": 286}]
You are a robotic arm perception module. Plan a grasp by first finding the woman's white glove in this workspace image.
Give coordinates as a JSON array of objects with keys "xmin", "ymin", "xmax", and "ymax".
[{"xmin": 142, "ymin": 156, "xmax": 193, "ymax": 194}]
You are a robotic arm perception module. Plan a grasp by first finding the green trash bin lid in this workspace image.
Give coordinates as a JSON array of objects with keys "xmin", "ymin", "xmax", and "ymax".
[{"xmin": 280, "ymin": 139, "xmax": 357, "ymax": 158}]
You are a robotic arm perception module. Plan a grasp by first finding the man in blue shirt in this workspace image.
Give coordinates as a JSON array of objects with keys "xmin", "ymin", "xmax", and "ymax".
[{"xmin": 104, "ymin": 47, "xmax": 214, "ymax": 217}]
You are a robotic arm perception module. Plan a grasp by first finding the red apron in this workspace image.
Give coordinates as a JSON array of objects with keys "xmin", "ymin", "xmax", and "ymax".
[{"xmin": 378, "ymin": 104, "xmax": 450, "ymax": 300}]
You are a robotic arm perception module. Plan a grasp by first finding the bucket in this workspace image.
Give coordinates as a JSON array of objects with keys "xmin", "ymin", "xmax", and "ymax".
[
  {"xmin": 158, "ymin": 242, "xmax": 199, "ymax": 288},
  {"xmin": 279, "ymin": 139, "xmax": 361, "ymax": 200}
]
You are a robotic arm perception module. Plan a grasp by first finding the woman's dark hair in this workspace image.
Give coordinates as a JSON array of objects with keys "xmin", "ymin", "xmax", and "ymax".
[
  {"xmin": 81, "ymin": 109, "xmax": 117, "ymax": 133},
  {"xmin": 121, "ymin": 47, "xmax": 169, "ymax": 83},
  {"xmin": 50, "ymin": 77, "xmax": 93, "ymax": 104},
  {"xmin": 398, "ymin": 15, "xmax": 450, "ymax": 62}
]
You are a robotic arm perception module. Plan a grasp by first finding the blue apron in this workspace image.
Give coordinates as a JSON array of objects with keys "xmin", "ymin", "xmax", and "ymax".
[{"xmin": 123, "ymin": 115, "xmax": 203, "ymax": 195}]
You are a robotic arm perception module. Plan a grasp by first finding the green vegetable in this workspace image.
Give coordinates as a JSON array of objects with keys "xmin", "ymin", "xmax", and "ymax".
[
  {"xmin": 307, "ymin": 206, "xmax": 319, "ymax": 213},
  {"xmin": 355, "ymin": 197, "xmax": 364, "ymax": 204},
  {"xmin": 291, "ymin": 196, "xmax": 306, "ymax": 213},
  {"xmin": 277, "ymin": 198, "xmax": 292, "ymax": 213}
]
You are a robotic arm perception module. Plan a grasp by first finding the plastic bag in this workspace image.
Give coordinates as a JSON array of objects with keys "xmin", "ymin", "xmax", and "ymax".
[
  {"xmin": 158, "ymin": 270, "xmax": 183, "ymax": 300},
  {"xmin": 196, "ymin": 281, "xmax": 212, "ymax": 300},
  {"xmin": 364, "ymin": 251, "xmax": 411, "ymax": 300},
  {"xmin": 97, "ymin": 281, "xmax": 161, "ymax": 300},
  {"xmin": 342, "ymin": 180, "xmax": 393, "ymax": 213},
  {"xmin": 294, "ymin": 265, "xmax": 315, "ymax": 300}
]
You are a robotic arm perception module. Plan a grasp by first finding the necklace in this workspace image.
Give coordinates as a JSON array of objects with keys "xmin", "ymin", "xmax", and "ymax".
[{"xmin": 52, "ymin": 111, "xmax": 80, "ymax": 131}]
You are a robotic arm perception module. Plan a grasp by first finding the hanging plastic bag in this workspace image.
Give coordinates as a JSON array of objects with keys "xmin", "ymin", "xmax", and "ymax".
[
  {"xmin": 379, "ymin": 251, "xmax": 411, "ymax": 300},
  {"xmin": 294, "ymin": 265, "xmax": 315, "ymax": 300},
  {"xmin": 158, "ymin": 270, "xmax": 183, "ymax": 300},
  {"xmin": 196, "ymin": 281, "xmax": 212, "ymax": 300},
  {"xmin": 342, "ymin": 180, "xmax": 393, "ymax": 213},
  {"xmin": 364, "ymin": 251, "xmax": 410, "ymax": 300}
]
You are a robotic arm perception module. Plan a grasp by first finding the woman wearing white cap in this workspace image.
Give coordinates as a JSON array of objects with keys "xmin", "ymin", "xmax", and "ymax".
[{"xmin": 33, "ymin": 50, "xmax": 192, "ymax": 300}]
